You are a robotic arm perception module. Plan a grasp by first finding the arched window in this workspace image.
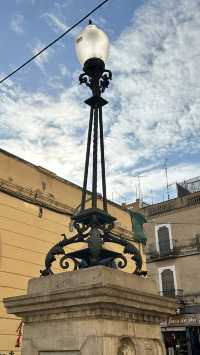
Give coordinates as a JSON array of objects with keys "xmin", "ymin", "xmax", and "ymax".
[
  {"xmin": 160, "ymin": 268, "xmax": 176, "ymax": 297},
  {"xmin": 157, "ymin": 225, "xmax": 171, "ymax": 256}
]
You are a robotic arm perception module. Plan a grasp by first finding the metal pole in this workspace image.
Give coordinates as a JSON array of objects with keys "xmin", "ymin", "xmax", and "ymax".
[
  {"xmin": 164, "ymin": 158, "xmax": 170, "ymax": 200},
  {"xmin": 92, "ymin": 106, "xmax": 98, "ymax": 208},
  {"xmin": 81, "ymin": 106, "xmax": 93, "ymax": 211},
  {"xmin": 99, "ymin": 106, "xmax": 107, "ymax": 212}
]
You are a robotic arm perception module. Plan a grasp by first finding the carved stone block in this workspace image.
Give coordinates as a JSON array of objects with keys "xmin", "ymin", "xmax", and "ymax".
[{"xmin": 4, "ymin": 266, "xmax": 176, "ymax": 354}]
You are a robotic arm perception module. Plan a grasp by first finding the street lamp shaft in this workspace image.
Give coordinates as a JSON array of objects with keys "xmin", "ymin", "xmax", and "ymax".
[
  {"xmin": 81, "ymin": 107, "xmax": 93, "ymax": 211},
  {"xmin": 78, "ymin": 57, "xmax": 111, "ymax": 213},
  {"xmin": 81, "ymin": 102, "xmax": 108, "ymax": 212},
  {"xmin": 92, "ymin": 107, "xmax": 99, "ymax": 208}
]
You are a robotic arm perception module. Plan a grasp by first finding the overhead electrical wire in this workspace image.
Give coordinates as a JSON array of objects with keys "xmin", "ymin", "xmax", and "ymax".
[{"xmin": 0, "ymin": 0, "xmax": 110, "ymax": 85}]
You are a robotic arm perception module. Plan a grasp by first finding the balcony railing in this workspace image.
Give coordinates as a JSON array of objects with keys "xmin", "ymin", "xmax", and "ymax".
[
  {"xmin": 147, "ymin": 238, "xmax": 200, "ymax": 261},
  {"xmin": 147, "ymin": 244, "xmax": 178, "ymax": 260},
  {"xmin": 160, "ymin": 289, "xmax": 184, "ymax": 299},
  {"xmin": 143, "ymin": 191, "xmax": 200, "ymax": 217}
]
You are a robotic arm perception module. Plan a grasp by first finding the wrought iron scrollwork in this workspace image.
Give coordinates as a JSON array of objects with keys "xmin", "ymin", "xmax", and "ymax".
[
  {"xmin": 79, "ymin": 57, "xmax": 112, "ymax": 95},
  {"xmin": 40, "ymin": 215, "xmax": 143, "ymax": 276},
  {"xmin": 100, "ymin": 70, "xmax": 112, "ymax": 92},
  {"xmin": 40, "ymin": 232, "xmax": 86, "ymax": 276},
  {"xmin": 103, "ymin": 231, "xmax": 143, "ymax": 274},
  {"xmin": 114, "ymin": 254, "xmax": 127, "ymax": 270},
  {"xmin": 79, "ymin": 69, "xmax": 112, "ymax": 94},
  {"xmin": 59, "ymin": 254, "xmax": 80, "ymax": 271},
  {"xmin": 79, "ymin": 72, "xmax": 92, "ymax": 90}
]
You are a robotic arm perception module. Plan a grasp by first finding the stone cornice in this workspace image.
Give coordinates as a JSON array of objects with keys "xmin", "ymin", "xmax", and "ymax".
[
  {"xmin": 4, "ymin": 267, "xmax": 176, "ymax": 325},
  {"xmin": 0, "ymin": 177, "xmax": 74, "ymax": 215},
  {"xmin": 0, "ymin": 177, "xmax": 134, "ymax": 240},
  {"xmin": 0, "ymin": 148, "xmax": 129, "ymax": 214}
]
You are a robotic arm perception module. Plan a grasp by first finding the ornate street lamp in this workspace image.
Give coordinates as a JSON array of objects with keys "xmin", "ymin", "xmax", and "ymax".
[{"xmin": 41, "ymin": 21, "xmax": 143, "ymax": 276}]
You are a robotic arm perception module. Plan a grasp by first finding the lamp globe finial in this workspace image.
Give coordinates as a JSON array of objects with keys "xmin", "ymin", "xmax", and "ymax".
[{"xmin": 75, "ymin": 22, "xmax": 110, "ymax": 66}]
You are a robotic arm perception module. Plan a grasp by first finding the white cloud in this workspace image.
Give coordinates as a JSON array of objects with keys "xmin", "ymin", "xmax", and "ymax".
[
  {"xmin": 0, "ymin": 80, "xmax": 88, "ymax": 187},
  {"xmin": 59, "ymin": 64, "xmax": 70, "ymax": 77},
  {"xmin": 44, "ymin": 13, "xmax": 68, "ymax": 33},
  {"xmin": 2, "ymin": 0, "xmax": 200, "ymax": 204},
  {"xmin": 104, "ymin": 0, "xmax": 200, "ymax": 198},
  {"xmin": 43, "ymin": 13, "xmax": 80, "ymax": 37},
  {"xmin": 10, "ymin": 14, "xmax": 24, "ymax": 34},
  {"xmin": 31, "ymin": 40, "xmax": 53, "ymax": 73}
]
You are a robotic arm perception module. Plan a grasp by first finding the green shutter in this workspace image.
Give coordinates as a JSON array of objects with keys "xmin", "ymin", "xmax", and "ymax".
[{"xmin": 129, "ymin": 211, "xmax": 147, "ymax": 245}]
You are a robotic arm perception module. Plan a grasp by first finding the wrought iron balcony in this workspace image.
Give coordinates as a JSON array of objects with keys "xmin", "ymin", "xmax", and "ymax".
[
  {"xmin": 146, "ymin": 242, "xmax": 180, "ymax": 261},
  {"xmin": 160, "ymin": 289, "xmax": 175, "ymax": 298},
  {"xmin": 146, "ymin": 237, "xmax": 200, "ymax": 261},
  {"xmin": 159, "ymin": 289, "xmax": 184, "ymax": 299}
]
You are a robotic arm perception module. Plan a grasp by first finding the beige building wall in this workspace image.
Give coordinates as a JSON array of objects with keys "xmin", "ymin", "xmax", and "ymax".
[
  {"xmin": 141, "ymin": 198, "xmax": 200, "ymax": 296},
  {"xmin": 147, "ymin": 254, "xmax": 200, "ymax": 295},
  {"xmin": 0, "ymin": 149, "xmax": 146, "ymax": 353},
  {"xmin": 145, "ymin": 205, "xmax": 200, "ymax": 246}
]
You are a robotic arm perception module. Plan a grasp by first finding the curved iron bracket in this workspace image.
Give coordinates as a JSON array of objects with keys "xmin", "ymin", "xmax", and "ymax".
[
  {"xmin": 79, "ymin": 58, "xmax": 112, "ymax": 95},
  {"xmin": 40, "ymin": 214, "xmax": 144, "ymax": 276}
]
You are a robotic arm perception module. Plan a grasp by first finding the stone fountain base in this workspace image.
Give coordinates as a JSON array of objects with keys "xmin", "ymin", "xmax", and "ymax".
[{"xmin": 4, "ymin": 266, "xmax": 176, "ymax": 354}]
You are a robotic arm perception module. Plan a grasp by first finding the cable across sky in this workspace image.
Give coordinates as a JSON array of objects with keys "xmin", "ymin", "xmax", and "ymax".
[{"xmin": 0, "ymin": 0, "xmax": 110, "ymax": 85}]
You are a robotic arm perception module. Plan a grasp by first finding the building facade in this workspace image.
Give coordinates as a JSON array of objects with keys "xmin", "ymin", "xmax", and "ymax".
[
  {"xmin": 0, "ymin": 149, "xmax": 146, "ymax": 354},
  {"xmin": 128, "ymin": 192, "xmax": 200, "ymax": 354}
]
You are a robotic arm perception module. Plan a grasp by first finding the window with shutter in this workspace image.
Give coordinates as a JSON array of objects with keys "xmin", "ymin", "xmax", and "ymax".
[
  {"xmin": 158, "ymin": 226, "xmax": 171, "ymax": 256},
  {"xmin": 161, "ymin": 269, "xmax": 175, "ymax": 297}
]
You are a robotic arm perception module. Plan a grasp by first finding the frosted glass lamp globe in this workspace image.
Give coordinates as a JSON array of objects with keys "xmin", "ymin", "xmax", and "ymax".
[{"xmin": 75, "ymin": 23, "xmax": 110, "ymax": 65}]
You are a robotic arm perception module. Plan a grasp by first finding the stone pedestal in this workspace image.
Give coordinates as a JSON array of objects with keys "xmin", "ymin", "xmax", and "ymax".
[{"xmin": 4, "ymin": 266, "xmax": 176, "ymax": 354}]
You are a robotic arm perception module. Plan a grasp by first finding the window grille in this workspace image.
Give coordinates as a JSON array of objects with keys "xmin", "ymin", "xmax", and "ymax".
[
  {"xmin": 161, "ymin": 269, "xmax": 175, "ymax": 297},
  {"xmin": 158, "ymin": 226, "xmax": 171, "ymax": 256}
]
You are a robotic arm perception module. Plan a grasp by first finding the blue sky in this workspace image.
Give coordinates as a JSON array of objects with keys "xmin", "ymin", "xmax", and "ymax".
[
  {"xmin": 0, "ymin": 0, "xmax": 200, "ymax": 205},
  {"xmin": 0, "ymin": 0, "xmax": 143, "ymax": 91}
]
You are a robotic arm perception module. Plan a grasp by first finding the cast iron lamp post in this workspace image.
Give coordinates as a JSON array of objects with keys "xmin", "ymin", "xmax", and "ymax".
[
  {"xmin": 75, "ymin": 20, "xmax": 112, "ymax": 221},
  {"xmin": 41, "ymin": 21, "xmax": 143, "ymax": 276}
]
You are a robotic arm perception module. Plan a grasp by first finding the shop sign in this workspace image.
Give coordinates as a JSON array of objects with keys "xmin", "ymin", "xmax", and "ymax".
[{"xmin": 162, "ymin": 314, "xmax": 200, "ymax": 327}]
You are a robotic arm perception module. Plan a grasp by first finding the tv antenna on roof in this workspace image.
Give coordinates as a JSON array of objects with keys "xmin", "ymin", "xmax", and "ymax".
[
  {"xmin": 163, "ymin": 158, "xmax": 170, "ymax": 200},
  {"xmin": 133, "ymin": 174, "xmax": 148, "ymax": 202}
]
